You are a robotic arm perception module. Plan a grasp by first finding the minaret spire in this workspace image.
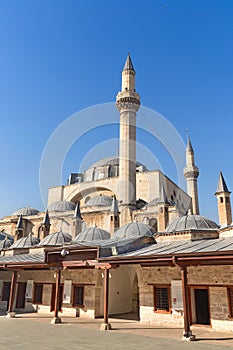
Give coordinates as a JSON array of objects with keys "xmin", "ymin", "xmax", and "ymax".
[
  {"xmin": 215, "ymin": 172, "xmax": 232, "ymax": 226},
  {"xmin": 183, "ymin": 136, "xmax": 200, "ymax": 215}
]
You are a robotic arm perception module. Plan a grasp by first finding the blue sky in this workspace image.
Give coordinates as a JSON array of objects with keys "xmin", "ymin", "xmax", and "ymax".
[{"xmin": 0, "ymin": 0, "xmax": 232, "ymax": 222}]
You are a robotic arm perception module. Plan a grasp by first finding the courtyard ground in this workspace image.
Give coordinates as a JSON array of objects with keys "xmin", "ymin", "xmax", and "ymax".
[{"xmin": 1, "ymin": 313, "xmax": 233, "ymax": 349}]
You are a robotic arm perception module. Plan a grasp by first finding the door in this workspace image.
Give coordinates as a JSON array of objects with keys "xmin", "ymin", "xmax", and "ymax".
[
  {"xmin": 50, "ymin": 284, "xmax": 63, "ymax": 312},
  {"xmin": 16, "ymin": 282, "xmax": 27, "ymax": 309},
  {"xmin": 194, "ymin": 289, "xmax": 210, "ymax": 325},
  {"xmin": 2, "ymin": 282, "xmax": 11, "ymax": 309}
]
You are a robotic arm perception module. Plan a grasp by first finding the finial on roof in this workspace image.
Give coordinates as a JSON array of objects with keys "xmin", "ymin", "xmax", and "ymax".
[
  {"xmin": 16, "ymin": 214, "xmax": 23, "ymax": 230},
  {"xmin": 216, "ymin": 171, "xmax": 230, "ymax": 193},
  {"xmin": 158, "ymin": 186, "xmax": 169, "ymax": 204},
  {"xmin": 42, "ymin": 210, "xmax": 50, "ymax": 226},
  {"xmin": 111, "ymin": 196, "xmax": 119, "ymax": 213},
  {"xmin": 73, "ymin": 202, "xmax": 82, "ymax": 219},
  {"xmin": 123, "ymin": 53, "xmax": 135, "ymax": 71}
]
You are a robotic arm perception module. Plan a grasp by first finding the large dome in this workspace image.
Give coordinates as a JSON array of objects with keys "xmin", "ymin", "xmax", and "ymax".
[
  {"xmin": 90, "ymin": 156, "xmax": 144, "ymax": 169},
  {"xmin": 83, "ymin": 156, "xmax": 146, "ymax": 182},
  {"xmin": 85, "ymin": 195, "xmax": 113, "ymax": 207},
  {"xmin": 73, "ymin": 226, "xmax": 110, "ymax": 243},
  {"xmin": 48, "ymin": 200, "xmax": 76, "ymax": 212},
  {"xmin": 12, "ymin": 206, "xmax": 40, "ymax": 216},
  {"xmin": 166, "ymin": 214, "xmax": 219, "ymax": 233},
  {"xmin": 113, "ymin": 222, "xmax": 154, "ymax": 240},
  {"xmin": 11, "ymin": 235, "xmax": 40, "ymax": 249},
  {"xmin": 39, "ymin": 231, "xmax": 72, "ymax": 246}
]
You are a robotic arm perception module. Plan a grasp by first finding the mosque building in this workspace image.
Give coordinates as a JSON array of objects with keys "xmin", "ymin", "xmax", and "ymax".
[{"xmin": 0, "ymin": 55, "xmax": 233, "ymax": 339}]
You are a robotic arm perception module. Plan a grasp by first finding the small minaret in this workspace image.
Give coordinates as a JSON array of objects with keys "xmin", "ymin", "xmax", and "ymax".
[
  {"xmin": 72, "ymin": 202, "xmax": 82, "ymax": 239},
  {"xmin": 157, "ymin": 186, "xmax": 169, "ymax": 232},
  {"xmin": 15, "ymin": 214, "xmax": 24, "ymax": 241},
  {"xmin": 41, "ymin": 210, "xmax": 50, "ymax": 239},
  {"xmin": 116, "ymin": 54, "xmax": 140, "ymax": 226},
  {"xmin": 183, "ymin": 137, "xmax": 200, "ymax": 215},
  {"xmin": 110, "ymin": 196, "xmax": 120, "ymax": 236},
  {"xmin": 215, "ymin": 172, "xmax": 232, "ymax": 226}
]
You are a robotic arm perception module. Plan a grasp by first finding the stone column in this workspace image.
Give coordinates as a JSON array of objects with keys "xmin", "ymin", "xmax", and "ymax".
[
  {"xmin": 7, "ymin": 271, "xmax": 18, "ymax": 318},
  {"xmin": 51, "ymin": 270, "xmax": 62, "ymax": 324}
]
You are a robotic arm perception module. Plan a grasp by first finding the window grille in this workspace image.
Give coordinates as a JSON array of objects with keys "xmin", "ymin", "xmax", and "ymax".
[
  {"xmin": 154, "ymin": 286, "xmax": 170, "ymax": 312},
  {"xmin": 73, "ymin": 286, "xmax": 84, "ymax": 307}
]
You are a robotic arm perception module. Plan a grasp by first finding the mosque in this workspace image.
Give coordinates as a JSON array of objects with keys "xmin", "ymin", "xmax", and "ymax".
[{"xmin": 0, "ymin": 55, "xmax": 233, "ymax": 340}]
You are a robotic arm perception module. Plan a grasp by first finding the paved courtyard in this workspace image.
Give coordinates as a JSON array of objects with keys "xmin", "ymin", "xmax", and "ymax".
[{"xmin": 1, "ymin": 314, "xmax": 233, "ymax": 350}]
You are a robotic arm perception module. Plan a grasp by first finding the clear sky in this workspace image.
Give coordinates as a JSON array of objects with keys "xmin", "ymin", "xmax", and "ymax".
[{"xmin": 0, "ymin": 0, "xmax": 232, "ymax": 222}]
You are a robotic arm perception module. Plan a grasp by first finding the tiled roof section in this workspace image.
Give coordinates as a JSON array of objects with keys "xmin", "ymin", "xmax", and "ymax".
[
  {"xmin": 0, "ymin": 252, "xmax": 44, "ymax": 264},
  {"xmin": 216, "ymin": 171, "xmax": 230, "ymax": 193},
  {"xmin": 116, "ymin": 238, "xmax": 233, "ymax": 257}
]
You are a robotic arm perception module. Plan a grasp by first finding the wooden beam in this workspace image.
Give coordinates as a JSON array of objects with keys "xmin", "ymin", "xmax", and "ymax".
[
  {"xmin": 181, "ymin": 267, "xmax": 195, "ymax": 341},
  {"xmin": 100, "ymin": 268, "xmax": 111, "ymax": 330},
  {"xmin": 50, "ymin": 269, "xmax": 62, "ymax": 324},
  {"xmin": 7, "ymin": 271, "xmax": 17, "ymax": 317}
]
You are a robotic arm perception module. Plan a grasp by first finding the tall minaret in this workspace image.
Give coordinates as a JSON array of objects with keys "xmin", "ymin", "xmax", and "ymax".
[
  {"xmin": 116, "ymin": 54, "xmax": 140, "ymax": 211},
  {"xmin": 215, "ymin": 172, "xmax": 232, "ymax": 226},
  {"xmin": 183, "ymin": 137, "xmax": 200, "ymax": 215}
]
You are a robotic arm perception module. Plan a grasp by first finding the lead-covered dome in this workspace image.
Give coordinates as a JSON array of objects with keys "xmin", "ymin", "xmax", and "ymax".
[
  {"xmin": 48, "ymin": 200, "xmax": 76, "ymax": 212},
  {"xmin": 10, "ymin": 235, "xmax": 40, "ymax": 249},
  {"xmin": 12, "ymin": 206, "xmax": 40, "ymax": 216},
  {"xmin": 39, "ymin": 231, "xmax": 72, "ymax": 246},
  {"xmin": 83, "ymin": 156, "xmax": 147, "ymax": 181},
  {"xmin": 85, "ymin": 195, "xmax": 113, "ymax": 207},
  {"xmin": 73, "ymin": 226, "xmax": 110, "ymax": 243},
  {"xmin": 113, "ymin": 222, "xmax": 154, "ymax": 240},
  {"xmin": 166, "ymin": 214, "xmax": 219, "ymax": 233},
  {"xmin": 0, "ymin": 237, "xmax": 13, "ymax": 249}
]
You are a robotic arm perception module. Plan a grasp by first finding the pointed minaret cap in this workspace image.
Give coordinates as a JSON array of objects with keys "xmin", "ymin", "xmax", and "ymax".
[
  {"xmin": 111, "ymin": 196, "xmax": 119, "ymax": 213},
  {"xmin": 73, "ymin": 202, "xmax": 82, "ymax": 219},
  {"xmin": 123, "ymin": 53, "xmax": 135, "ymax": 71},
  {"xmin": 16, "ymin": 214, "xmax": 23, "ymax": 230},
  {"xmin": 187, "ymin": 137, "xmax": 194, "ymax": 153},
  {"xmin": 158, "ymin": 186, "xmax": 169, "ymax": 204},
  {"xmin": 216, "ymin": 171, "xmax": 230, "ymax": 194},
  {"xmin": 42, "ymin": 210, "xmax": 50, "ymax": 226}
]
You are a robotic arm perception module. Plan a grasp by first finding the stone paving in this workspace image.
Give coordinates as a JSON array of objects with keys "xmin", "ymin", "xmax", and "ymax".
[{"xmin": 1, "ymin": 314, "xmax": 233, "ymax": 349}]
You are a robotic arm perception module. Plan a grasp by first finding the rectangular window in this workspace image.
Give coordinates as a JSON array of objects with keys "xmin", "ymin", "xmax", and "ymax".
[
  {"xmin": 153, "ymin": 285, "xmax": 171, "ymax": 313},
  {"xmin": 72, "ymin": 285, "xmax": 84, "ymax": 307},
  {"xmin": 2, "ymin": 282, "xmax": 11, "ymax": 301},
  {"xmin": 228, "ymin": 287, "xmax": 233, "ymax": 317},
  {"xmin": 33, "ymin": 283, "xmax": 43, "ymax": 304}
]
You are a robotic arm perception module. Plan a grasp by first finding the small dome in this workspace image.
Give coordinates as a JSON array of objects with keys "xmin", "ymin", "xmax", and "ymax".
[
  {"xmin": 113, "ymin": 222, "xmax": 154, "ymax": 240},
  {"xmin": 73, "ymin": 227, "xmax": 110, "ymax": 243},
  {"xmin": 147, "ymin": 198, "xmax": 175, "ymax": 206},
  {"xmin": 0, "ymin": 237, "xmax": 13, "ymax": 249},
  {"xmin": 85, "ymin": 195, "xmax": 113, "ymax": 207},
  {"xmin": 166, "ymin": 214, "xmax": 219, "ymax": 233},
  {"xmin": 12, "ymin": 206, "xmax": 40, "ymax": 216},
  {"xmin": 39, "ymin": 231, "xmax": 72, "ymax": 246},
  {"xmin": 48, "ymin": 200, "xmax": 76, "ymax": 212},
  {"xmin": 11, "ymin": 235, "xmax": 40, "ymax": 249}
]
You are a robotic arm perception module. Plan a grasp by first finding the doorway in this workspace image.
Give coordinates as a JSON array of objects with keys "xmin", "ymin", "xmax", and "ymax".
[
  {"xmin": 16, "ymin": 282, "xmax": 27, "ymax": 309},
  {"xmin": 2, "ymin": 282, "xmax": 11, "ymax": 309},
  {"xmin": 50, "ymin": 284, "xmax": 63, "ymax": 312},
  {"xmin": 190, "ymin": 287, "xmax": 210, "ymax": 325}
]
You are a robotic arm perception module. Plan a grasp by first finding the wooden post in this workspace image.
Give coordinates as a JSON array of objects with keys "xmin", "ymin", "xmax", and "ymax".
[
  {"xmin": 181, "ymin": 266, "xmax": 195, "ymax": 341},
  {"xmin": 100, "ymin": 268, "xmax": 111, "ymax": 330},
  {"xmin": 7, "ymin": 271, "xmax": 17, "ymax": 318},
  {"xmin": 50, "ymin": 269, "xmax": 62, "ymax": 324}
]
